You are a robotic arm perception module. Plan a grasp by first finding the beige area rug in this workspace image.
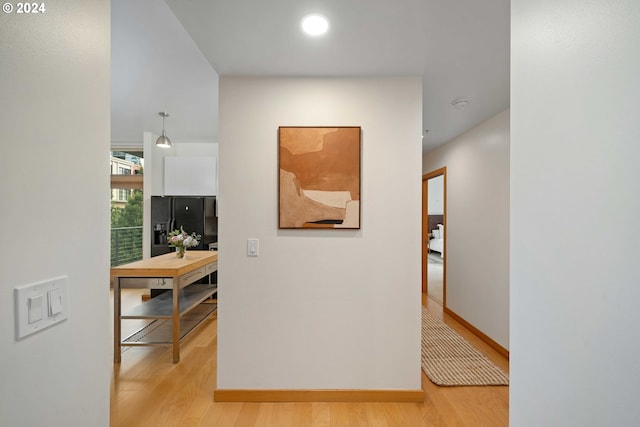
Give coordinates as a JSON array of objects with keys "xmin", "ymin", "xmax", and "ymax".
[{"xmin": 421, "ymin": 307, "xmax": 509, "ymax": 386}]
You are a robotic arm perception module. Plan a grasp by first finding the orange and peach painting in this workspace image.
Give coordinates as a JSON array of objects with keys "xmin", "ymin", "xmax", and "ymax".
[{"xmin": 279, "ymin": 126, "xmax": 361, "ymax": 229}]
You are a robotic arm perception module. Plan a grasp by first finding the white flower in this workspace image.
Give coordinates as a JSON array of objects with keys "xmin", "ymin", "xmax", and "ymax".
[{"xmin": 183, "ymin": 236, "xmax": 193, "ymax": 247}]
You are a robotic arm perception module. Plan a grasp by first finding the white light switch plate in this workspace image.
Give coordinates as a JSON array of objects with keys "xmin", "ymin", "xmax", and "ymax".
[
  {"xmin": 15, "ymin": 276, "xmax": 68, "ymax": 340},
  {"xmin": 247, "ymin": 238, "xmax": 259, "ymax": 257}
]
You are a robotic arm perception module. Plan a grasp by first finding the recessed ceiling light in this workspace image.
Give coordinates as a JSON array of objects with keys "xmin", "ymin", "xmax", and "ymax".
[{"xmin": 301, "ymin": 14, "xmax": 329, "ymax": 36}]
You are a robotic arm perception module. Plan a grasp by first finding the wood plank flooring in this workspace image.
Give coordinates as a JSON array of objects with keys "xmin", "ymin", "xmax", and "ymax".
[{"xmin": 110, "ymin": 291, "xmax": 508, "ymax": 427}]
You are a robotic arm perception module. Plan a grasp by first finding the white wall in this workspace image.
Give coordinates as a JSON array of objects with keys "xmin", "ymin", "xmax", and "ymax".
[
  {"xmin": 218, "ymin": 77, "xmax": 423, "ymax": 390},
  {"xmin": 511, "ymin": 1, "xmax": 640, "ymax": 425},
  {"xmin": 427, "ymin": 175, "xmax": 444, "ymax": 215},
  {"xmin": 0, "ymin": 2, "xmax": 111, "ymax": 426},
  {"xmin": 423, "ymin": 110, "xmax": 510, "ymax": 349}
]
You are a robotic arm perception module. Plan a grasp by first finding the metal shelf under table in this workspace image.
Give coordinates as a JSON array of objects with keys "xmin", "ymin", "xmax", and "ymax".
[
  {"xmin": 122, "ymin": 283, "xmax": 217, "ymax": 319},
  {"xmin": 122, "ymin": 302, "xmax": 217, "ymax": 346}
]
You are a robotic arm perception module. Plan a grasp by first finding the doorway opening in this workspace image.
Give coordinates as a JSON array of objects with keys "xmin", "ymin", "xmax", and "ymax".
[{"xmin": 422, "ymin": 167, "xmax": 446, "ymax": 306}]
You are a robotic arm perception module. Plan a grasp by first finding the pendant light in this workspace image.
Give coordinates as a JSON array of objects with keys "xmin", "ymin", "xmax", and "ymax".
[{"xmin": 156, "ymin": 112, "xmax": 172, "ymax": 148}]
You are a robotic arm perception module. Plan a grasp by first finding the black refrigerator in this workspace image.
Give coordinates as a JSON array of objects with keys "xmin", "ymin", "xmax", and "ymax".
[{"xmin": 151, "ymin": 196, "xmax": 217, "ymax": 257}]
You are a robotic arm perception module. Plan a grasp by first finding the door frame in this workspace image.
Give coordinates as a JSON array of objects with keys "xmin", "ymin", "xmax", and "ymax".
[{"xmin": 422, "ymin": 167, "xmax": 446, "ymax": 307}]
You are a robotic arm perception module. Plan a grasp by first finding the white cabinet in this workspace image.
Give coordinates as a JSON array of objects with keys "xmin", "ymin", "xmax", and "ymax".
[{"xmin": 164, "ymin": 156, "xmax": 217, "ymax": 196}]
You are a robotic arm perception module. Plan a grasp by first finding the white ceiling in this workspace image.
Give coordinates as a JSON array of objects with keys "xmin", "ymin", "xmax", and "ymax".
[
  {"xmin": 111, "ymin": 0, "xmax": 218, "ymax": 144},
  {"xmin": 111, "ymin": 0, "xmax": 510, "ymax": 152}
]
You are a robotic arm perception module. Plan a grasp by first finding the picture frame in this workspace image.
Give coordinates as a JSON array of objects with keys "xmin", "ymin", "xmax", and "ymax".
[{"xmin": 278, "ymin": 126, "xmax": 361, "ymax": 229}]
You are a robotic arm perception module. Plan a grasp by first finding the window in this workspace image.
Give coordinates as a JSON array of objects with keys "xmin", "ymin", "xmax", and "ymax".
[{"xmin": 110, "ymin": 151, "xmax": 144, "ymax": 266}]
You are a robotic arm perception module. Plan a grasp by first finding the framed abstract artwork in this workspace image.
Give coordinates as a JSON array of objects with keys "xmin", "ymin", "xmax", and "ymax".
[{"xmin": 278, "ymin": 126, "xmax": 361, "ymax": 229}]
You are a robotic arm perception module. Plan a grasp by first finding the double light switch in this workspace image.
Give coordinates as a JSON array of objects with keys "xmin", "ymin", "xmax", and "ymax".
[{"xmin": 15, "ymin": 276, "xmax": 68, "ymax": 340}]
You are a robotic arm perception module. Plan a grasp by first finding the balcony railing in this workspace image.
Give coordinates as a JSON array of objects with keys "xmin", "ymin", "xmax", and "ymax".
[{"xmin": 111, "ymin": 226, "xmax": 143, "ymax": 267}]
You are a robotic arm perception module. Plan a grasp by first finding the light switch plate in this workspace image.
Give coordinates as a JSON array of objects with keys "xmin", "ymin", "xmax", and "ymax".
[
  {"xmin": 247, "ymin": 238, "xmax": 259, "ymax": 257},
  {"xmin": 15, "ymin": 276, "xmax": 68, "ymax": 340}
]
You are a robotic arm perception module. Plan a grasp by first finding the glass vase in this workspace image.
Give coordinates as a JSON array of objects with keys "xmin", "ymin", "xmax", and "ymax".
[{"xmin": 176, "ymin": 246, "xmax": 185, "ymax": 258}]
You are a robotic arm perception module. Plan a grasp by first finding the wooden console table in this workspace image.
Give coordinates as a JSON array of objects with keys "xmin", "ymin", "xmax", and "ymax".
[{"xmin": 111, "ymin": 251, "xmax": 218, "ymax": 363}]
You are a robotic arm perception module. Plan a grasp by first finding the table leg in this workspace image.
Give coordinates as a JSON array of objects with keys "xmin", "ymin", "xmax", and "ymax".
[
  {"xmin": 172, "ymin": 280, "xmax": 180, "ymax": 363},
  {"xmin": 113, "ymin": 277, "xmax": 121, "ymax": 363}
]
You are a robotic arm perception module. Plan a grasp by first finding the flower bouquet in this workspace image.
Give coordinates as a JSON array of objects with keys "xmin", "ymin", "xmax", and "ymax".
[{"xmin": 167, "ymin": 226, "xmax": 201, "ymax": 258}]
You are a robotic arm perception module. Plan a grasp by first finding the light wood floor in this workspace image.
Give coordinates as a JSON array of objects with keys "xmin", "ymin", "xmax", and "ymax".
[{"xmin": 110, "ymin": 291, "xmax": 508, "ymax": 427}]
